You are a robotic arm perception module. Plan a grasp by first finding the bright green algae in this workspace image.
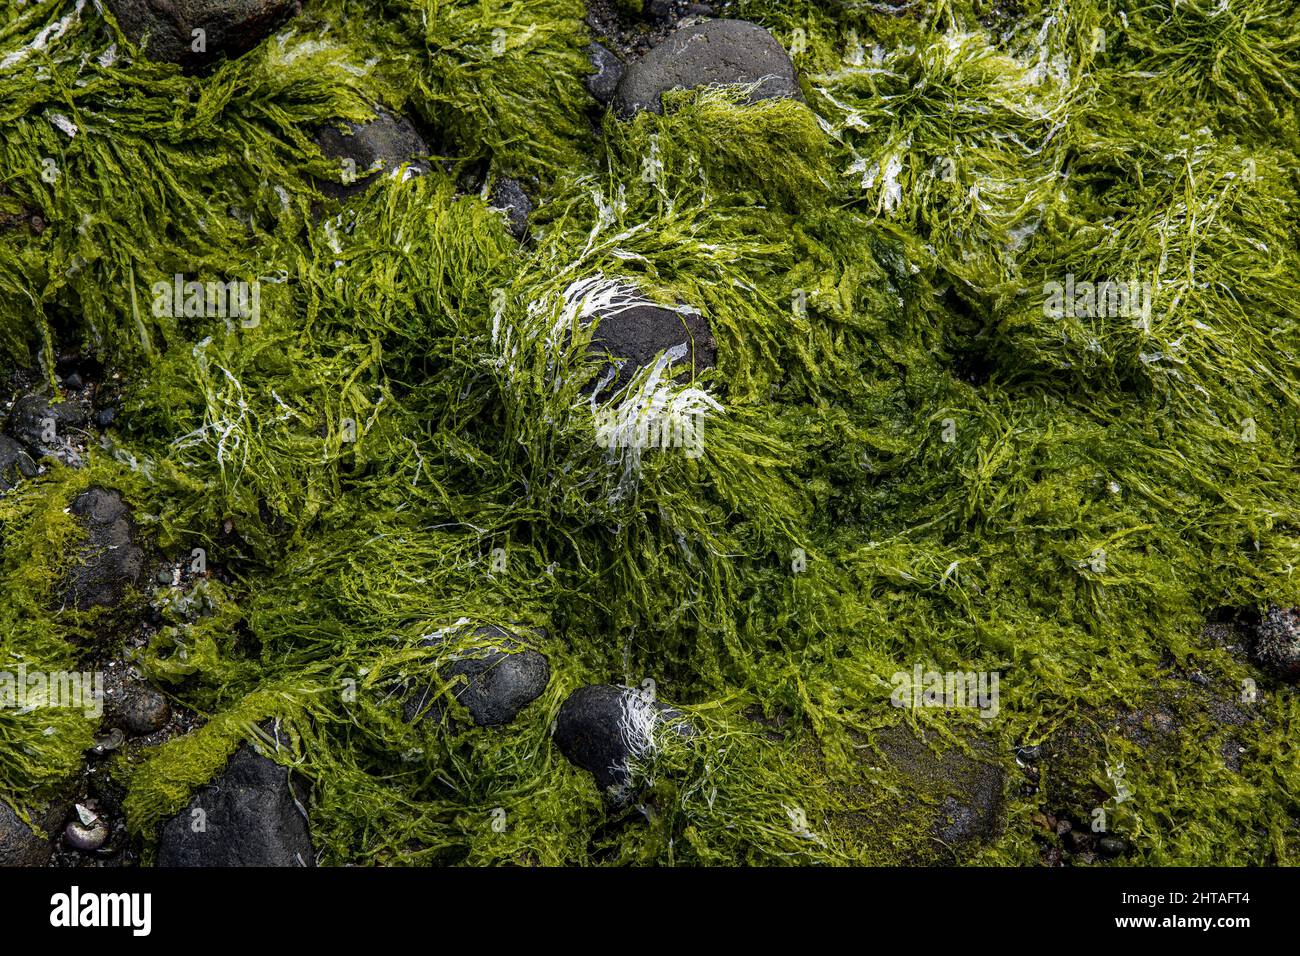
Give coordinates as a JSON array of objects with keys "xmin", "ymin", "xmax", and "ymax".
[{"xmin": 0, "ymin": 0, "xmax": 1298, "ymax": 865}]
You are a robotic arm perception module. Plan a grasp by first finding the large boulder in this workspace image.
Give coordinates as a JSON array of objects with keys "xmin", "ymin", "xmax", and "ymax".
[
  {"xmin": 156, "ymin": 736, "xmax": 314, "ymax": 867},
  {"xmin": 613, "ymin": 20, "xmax": 802, "ymax": 118},
  {"xmin": 107, "ymin": 0, "xmax": 297, "ymax": 70},
  {"xmin": 59, "ymin": 487, "xmax": 146, "ymax": 612},
  {"xmin": 553, "ymin": 683, "xmax": 694, "ymax": 806},
  {"xmin": 313, "ymin": 111, "xmax": 431, "ymax": 202},
  {"xmin": 403, "ymin": 624, "xmax": 551, "ymax": 728}
]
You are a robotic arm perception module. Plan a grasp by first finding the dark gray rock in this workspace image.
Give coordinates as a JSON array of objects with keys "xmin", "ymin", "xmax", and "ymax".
[
  {"xmin": 404, "ymin": 624, "xmax": 550, "ymax": 727},
  {"xmin": 1098, "ymin": 834, "xmax": 1128, "ymax": 857},
  {"xmin": 314, "ymin": 111, "xmax": 431, "ymax": 202},
  {"xmin": 0, "ymin": 801, "xmax": 60, "ymax": 866},
  {"xmin": 586, "ymin": 42, "xmax": 625, "ymax": 105},
  {"xmin": 59, "ymin": 487, "xmax": 146, "ymax": 612},
  {"xmin": 1252, "ymin": 605, "xmax": 1300, "ymax": 681},
  {"xmin": 613, "ymin": 20, "xmax": 802, "ymax": 118},
  {"xmin": 156, "ymin": 737, "xmax": 313, "ymax": 867},
  {"xmin": 489, "ymin": 178, "xmax": 534, "ymax": 241},
  {"xmin": 115, "ymin": 682, "xmax": 172, "ymax": 736},
  {"xmin": 553, "ymin": 683, "xmax": 694, "ymax": 805},
  {"xmin": 107, "ymin": 0, "xmax": 297, "ymax": 70},
  {"xmin": 587, "ymin": 302, "xmax": 717, "ymax": 397},
  {"xmin": 6, "ymin": 387, "xmax": 90, "ymax": 459},
  {"xmin": 0, "ymin": 434, "xmax": 37, "ymax": 491}
]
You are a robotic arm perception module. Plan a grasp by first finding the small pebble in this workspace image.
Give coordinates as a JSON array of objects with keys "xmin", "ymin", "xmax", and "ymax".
[
  {"xmin": 118, "ymin": 685, "xmax": 172, "ymax": 735},
  {"xmin": 1098, "ymin": 835, "xmax": 1128, "ymax": 857}
]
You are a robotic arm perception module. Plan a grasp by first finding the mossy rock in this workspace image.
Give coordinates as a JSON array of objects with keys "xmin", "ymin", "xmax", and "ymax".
[{"xmin": 817, "ymin": 723, "xmax": 1007, "ymax": 864}]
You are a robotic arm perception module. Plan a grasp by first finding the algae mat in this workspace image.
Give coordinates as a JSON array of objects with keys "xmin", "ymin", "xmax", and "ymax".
[{"xmin": 0, "ymin": 0, "xmax": 1298, "ymax": 867}]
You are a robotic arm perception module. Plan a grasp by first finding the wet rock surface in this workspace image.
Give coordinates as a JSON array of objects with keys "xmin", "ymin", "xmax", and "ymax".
[
  {"xmin": 553, "ymin": 683, "xmax": 694, "ymax": 805},
  {"xmin": 586, "ymin": 42, "xmax": 625, "ymax": 105},
  {"xmin": 586, "ymin": 0, "xmax": 717, "ymax": 60},
  {"xmin": 1252, "ymin": 604, "xmax": 1300, "ymax": 682},
  {"xmin": 613, "ymin": 19, "xmax": 802, "ymax": 118},
  {"xmin": 5, "ymin": 386, "xmax": 91, "ymax": 462},
  {"xmin": 59, "ymin": 487, "xmax": 146, "ymax": 612},
  {"xmin": 587, "ymin": 303, "xmax": 717, "ymax": 397},
  {"xmin": 107, "ymin": 0, "xmax": 298, "ymax": 70},
  {"xmin": 314, "ymin": 111, "xmax": 432, "ymax": 202},
  {"xmin": 0, "ymin": 434, "xmax": 37, "ymax": 490},
  {"xmin": 489, "ymin": 178, "xmax": 534, "ymax": 241},
  {"xmin": 404, "ymin": 624, "xmax": 551, "ymax": 727},
  {"xmin": 114, "ymin": 682, "xmax": 173, "ymax": 736},
  {"xmin": 0, "ymin": 800, "xmax": 63, "ymax": 866},
  {"xmin": 871, "ymin": 725, "xmax": 1006, "ymax": 855},
  {"xmin": 157, "ymin": 733, "xmax": 314, "ymax": 867}
]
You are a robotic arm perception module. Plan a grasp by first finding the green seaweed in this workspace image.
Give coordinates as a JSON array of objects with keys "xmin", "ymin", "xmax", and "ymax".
[{"xmin": 0, "ymin": 0, "xmax": 1298, "ymax": 865}]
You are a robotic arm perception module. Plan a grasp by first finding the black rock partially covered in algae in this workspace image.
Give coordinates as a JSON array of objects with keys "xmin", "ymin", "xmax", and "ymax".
[
  {"xmin": 489, "ymin": 178, "xmax": 534, "ymax": 242},
  {"xmin": 107, "ymin": 0, "xmax": 298, "ymax": 71},
  {"xmin": 6, "ymin": 387, "xmax": 91, "ymax": 461},
  {"xmin": 553, "ymin": 683, "xmax": 694, "ymax": 807},
  {"xmin": 587, "ymin": 302, "xmax": 717, "ymax": 398},
  {"xmin": 157, "ymin": 736, "xmax": 314, "ymax": 867},
  {"xmin": 1252, "ymin": 605, "xmax": 1300, "ymax": 682},
  {"xmin": 0, "ymin": 434, "xmax": 37, "ymax": 491},
  {"xmin": 403, "ymin": 624, "xmax": 551, "ymax": 728},
  {"xmin": 313, "ymin": 111, "xmax": 432, "ymax": 203},
  {"xmin": 585, "ymin": 42, "xmax": 625, "ymax": 106},
  {"xmin": 60, "ymin": 487, "xmax": 146, "ymax": 612},
  {"xmin": 0, "ymin": 800, "xmax": 64, "ymax": 866},
  {"xmin": 613, "ymin": 20, "xmax": 803, "ymax": 118},
  {"xmin": 1040, "ymin": 669, "xmax": 1258, "ymax": 855}
]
